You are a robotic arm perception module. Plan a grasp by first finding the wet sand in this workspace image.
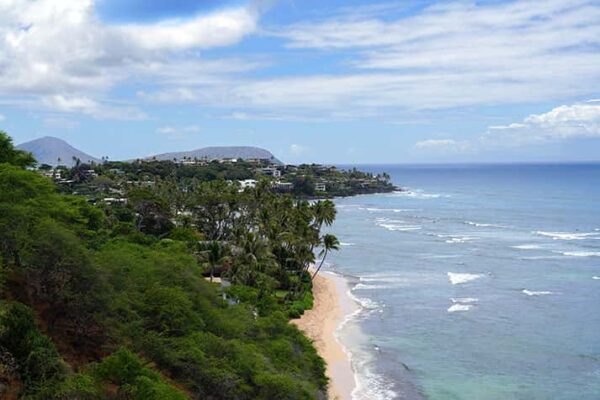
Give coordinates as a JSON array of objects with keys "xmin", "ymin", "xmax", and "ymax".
[{"xmin": 292, "ymin": 271, "xmax": 358, "ymax": 400}]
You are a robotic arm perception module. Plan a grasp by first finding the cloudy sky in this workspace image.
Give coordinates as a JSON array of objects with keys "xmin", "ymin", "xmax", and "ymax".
[{"xmin": 1, "ymin": 0, "xmax": 599, "ymax": 163}]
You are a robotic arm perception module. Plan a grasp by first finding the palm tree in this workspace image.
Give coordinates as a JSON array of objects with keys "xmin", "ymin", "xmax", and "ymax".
[
  {"xmin": 311, "ymin": 200, "xmax": 336, "ymax": 229},
  {"xmin": 312, "ymin": 234, "xmax": 340, "ymax": 280},
  {"xmin": 238, "ymin": 232, "xmax": 271, "ymax": 266},
  {"xmin": 197, "ymin": 241, "xmax": 231, "ymax": 282}
]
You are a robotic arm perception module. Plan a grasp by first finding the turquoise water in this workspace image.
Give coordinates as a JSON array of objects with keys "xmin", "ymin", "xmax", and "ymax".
[{"xmin": 327, "ymin": 164, "xmax": 600, "ymax": 400}]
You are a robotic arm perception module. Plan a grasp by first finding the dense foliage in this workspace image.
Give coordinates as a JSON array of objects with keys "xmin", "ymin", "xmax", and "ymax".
[{"xmin": 0, "ymin": 132, "xmax": 336, "ymax": 399}]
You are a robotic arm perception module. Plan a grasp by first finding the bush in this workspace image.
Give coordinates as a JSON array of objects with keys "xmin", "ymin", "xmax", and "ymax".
[{"xmin": 0, "ymin": 302, "xmax": 66, "ymax": 391}]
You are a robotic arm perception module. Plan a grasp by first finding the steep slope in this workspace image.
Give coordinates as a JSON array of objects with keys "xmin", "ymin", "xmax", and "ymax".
[{"xmin": 17, "ymin": 136, "xmax": 99, "ymax": 166}]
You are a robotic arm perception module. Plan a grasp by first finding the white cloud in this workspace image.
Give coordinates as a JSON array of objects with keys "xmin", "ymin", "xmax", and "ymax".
[
  {"xmin": 0, "ymin": 0, "xmax": 260, "ymax": 117},
  {"xmin": 242, "ymin": 0, "xmax": 599, "ymax": 115},
  {"xmin": 425, "ymin": 100, "xmax": 600, "ymax": 151},
  {"xmin": 41, "ymin": 95, "xmax": 146, "ymax": 120},
  {"xmin": 1, "ymin": 0, "xmax": 599, "ymax": 122},
  {"xmin": 156, "ymin": 125, "xmax": 201, "ymax": 139},
  {"xmin": 483, "ymin": 102, "xmax": 600, "ymax": 145},
  {"xmin": 0, "ymin": 113, "xmax": 5, "ymax": 122},
  {"xmin": 119, "ymin": 8, "xmax": 257, "ymax": 51}
]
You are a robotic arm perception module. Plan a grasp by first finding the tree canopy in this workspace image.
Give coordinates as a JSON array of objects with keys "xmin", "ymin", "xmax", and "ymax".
[
  {"xmin": 0, "ymin": 131, "xmax": 336, "ymax": 399},
  {"xmin": 0, "ymin": 131, "xmax": 36, "ymax": 168}
]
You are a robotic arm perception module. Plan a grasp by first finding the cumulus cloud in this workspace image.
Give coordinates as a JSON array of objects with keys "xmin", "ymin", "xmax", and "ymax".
[
  {"xmin": 415, "ymin": 100, "xmax": 600, "ymax": 152},
  {"xmin": 119, "ymin": 8, "xmax": 257, "ymax": 51},
  {"xmin": 483, "ymin": 101, "xmax": 600, "ymax": 145},
  {"xmin": 1, "ymin": 0, "xmax": 599, "ymax": 123},
  {"xmin": 0, "ymin": 0, "xmax": 260, "ymax": 117}
]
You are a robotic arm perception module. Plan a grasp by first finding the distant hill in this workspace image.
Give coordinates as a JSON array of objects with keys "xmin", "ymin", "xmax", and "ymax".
[
  {"xmin": 17, "ymin": 136, "xmax": 100, "ymax": 166},
  {"xmin": 16, "ymin": 137, "xmax": 281, "ymax": 166},
  {"xmin": 148, "ymin": 146, "xmax": 282, "ymax": 164}
]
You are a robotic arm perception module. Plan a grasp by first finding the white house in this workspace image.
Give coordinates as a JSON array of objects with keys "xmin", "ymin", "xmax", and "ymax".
[
  {"xmin": 238, "ymin": 179, "xmax": 257, "ymax": 189},
  {"xmin": 315, "ymin": 182, "xmax": 326, "ymax": 192},
  {"xmin": 258, "ymin": 167, "xmax": 281, "ymax": 178}
]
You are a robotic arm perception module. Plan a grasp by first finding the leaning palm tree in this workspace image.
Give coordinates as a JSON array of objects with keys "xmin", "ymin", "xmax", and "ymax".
[{"xmin": 312, "ymin": 234, "xmax": 340, "ymax": 280}]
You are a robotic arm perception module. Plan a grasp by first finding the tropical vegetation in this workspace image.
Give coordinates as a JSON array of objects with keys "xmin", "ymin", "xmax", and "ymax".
[{"xmin": 0, "ymin": 131, "xmax": 346, "ymax": 399}]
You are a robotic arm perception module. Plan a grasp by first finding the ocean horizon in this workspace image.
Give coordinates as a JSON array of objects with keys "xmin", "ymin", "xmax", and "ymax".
[{"xmin": 327, "ymin": 162, "xmax": 600, "ymax": 400}]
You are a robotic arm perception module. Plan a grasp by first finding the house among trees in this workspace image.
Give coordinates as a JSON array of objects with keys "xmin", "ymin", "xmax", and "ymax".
[
  {"xmin": 257, "ymin": 167, "xmax": 281, "ymax": 178},
  {"xmin": 238, "ymin": 179, "xmax": 257, "ymax": 190}
]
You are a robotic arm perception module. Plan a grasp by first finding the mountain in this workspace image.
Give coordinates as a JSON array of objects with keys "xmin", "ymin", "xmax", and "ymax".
[
  {"xmin": 148, "ymin": 146, "xmax": 282, "ymax": 164},
  {"xmin": 16, "ymin": 137, "xmax": 281, "ymax": 166},
  {"xmin": 17, "ymin": 136, "xmax": 100, "ymax": 166}
]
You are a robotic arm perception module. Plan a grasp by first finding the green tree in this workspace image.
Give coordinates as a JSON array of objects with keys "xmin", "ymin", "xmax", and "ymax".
[
  {"xmin": 197, "ymin": 241, "xmax": 231, "ymax": 282},
  {"xmin": 0, "ymin": 131, "xmax": 36, "ymax": 168},
  {"xmin": 311, "ymin": 200, "xmax": 336, "ymax": 229},
  {"xmin": 312, "ymin": 234, "xmax": 340, "ymax": 280}
]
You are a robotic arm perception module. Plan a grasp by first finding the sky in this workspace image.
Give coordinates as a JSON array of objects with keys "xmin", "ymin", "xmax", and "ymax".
[{"xmin": 0, "ymin": 0, "xmax": 599, "ymax": 164}]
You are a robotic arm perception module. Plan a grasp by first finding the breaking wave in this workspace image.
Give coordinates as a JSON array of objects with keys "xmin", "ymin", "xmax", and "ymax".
[
  {"xmin": 391, "ymin": 189, "xmax": 449, "ymax": 199},
  {"xmin": 522, "ymin": 289, "xmax": 553, "ymax": 296},
  {"xmin": 534, "ymin": 231, "xmax": 600, "ymax": 241},
  {"xmin": 557, "ymin": 251, "xmax": 600, "ymax": 257},
  {"xmin": 375, "ymin": 217, "xmax": 422, "ymax": 232},
  {"xmin": 512, "ymin": 244, "xmax": 543, "ymax": 250},
  {"xmin": 447, "ymin": 272, "xmax": 483, "ymax": 285},
  {"xmin": 465, "ymin": 221, "xmax": 508, "ymax": 228},
  {"xmin": 447, "ymin": 303, "xmax": 472, "ymax": 312}
]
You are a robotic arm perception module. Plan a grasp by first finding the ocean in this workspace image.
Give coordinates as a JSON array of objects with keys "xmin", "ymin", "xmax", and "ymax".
[{"xmin": 326, "ymin": 163, "xmax": 600, "ymax": 400}]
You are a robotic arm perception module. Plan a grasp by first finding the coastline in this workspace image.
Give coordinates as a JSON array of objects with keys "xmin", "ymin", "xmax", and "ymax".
[{"xmin": 292, "ymin": 271, "xmax": 359, "ymax": 400}]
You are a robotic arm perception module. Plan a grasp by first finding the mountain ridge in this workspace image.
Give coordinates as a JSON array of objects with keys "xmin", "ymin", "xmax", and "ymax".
[
  {"xmin": 147, "ymin": 145, "xmax": 281, "ymax": 164},
  {"xmin": 17, "ymin": 136, "xmax": 100, "ymax": 166},
  {"xmin": 17, "ymin": 136, "xmax": 282, "ymax": 166}
]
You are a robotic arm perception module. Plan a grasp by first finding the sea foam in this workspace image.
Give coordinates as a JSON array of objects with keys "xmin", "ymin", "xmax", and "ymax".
[
  {"xmin": 375, "ymin": 217, "xmax": 421, "ymax": 232},
  {"xmin": 351, "ymin": 361, "xmax": 398, "ymax": 400},
  {"xmin": 450, "ymin": 297, "xmax": 479, "ymax": 304},
  {"xmin": 391, "ymin": 189, "xmax": 449, "ymax": 199},
  {"xmin": 447, "ymin": 303, "xmax": 472, "ymax": 312},
  {"xmin": 465, "ymin": 221, "xmax": 507, "ymax": 228},
  {"xmin": 361, "ymin": 207, "xmax": 414, "ymax": 213},
  {"xmin": 360, "ymin": 275, "xmax": 408, "ymax": 283},
  {"xmin": 445, "ymin": 236, "xmax": 475, "ymax": 244},
  {"xmin": 447, "ymin": 272, "xmax": 483, "ymax": 285},
  {"xmin": 512, "ymin": 244, "xmax": 542, "ymax": 250},
  {"xmin": 557, "ymin": 251, "xmax": 600, "ymax": 257},
  {"xmin": 437, "ymin": 234, "xmax": 477, "ymax": 243},
  {"xmin": 522, "ymin": 289, "xmax": 553, "ymax": 296},
  {"xmin": 354, "ymin": 283, "xmax": 395, "ymax": 290},
  {"xmin": 534, "ymin": 231, "xmax": 600, "ymax": 241}
]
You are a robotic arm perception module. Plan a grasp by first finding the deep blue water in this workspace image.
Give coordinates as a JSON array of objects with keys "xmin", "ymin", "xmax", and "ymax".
[{"xmin": 327, "ymin": 163, "xmax": 600, "ymax": 400}]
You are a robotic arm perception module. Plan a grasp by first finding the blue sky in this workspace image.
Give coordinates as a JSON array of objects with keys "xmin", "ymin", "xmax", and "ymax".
[{"xmin": 0, "ymin": 0, "xmax": 599, "ymax": 164}]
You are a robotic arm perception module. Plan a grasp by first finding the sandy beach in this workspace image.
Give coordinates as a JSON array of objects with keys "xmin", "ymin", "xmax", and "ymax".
[{"xmin": 292, "ymin": 271, "xmax": 358, "ymax": 400}]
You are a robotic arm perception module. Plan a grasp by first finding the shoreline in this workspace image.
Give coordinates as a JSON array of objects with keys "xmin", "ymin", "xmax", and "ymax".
[{"xmin": 292, "ymin": 271, "xmax": 359, "ymax": 400}]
